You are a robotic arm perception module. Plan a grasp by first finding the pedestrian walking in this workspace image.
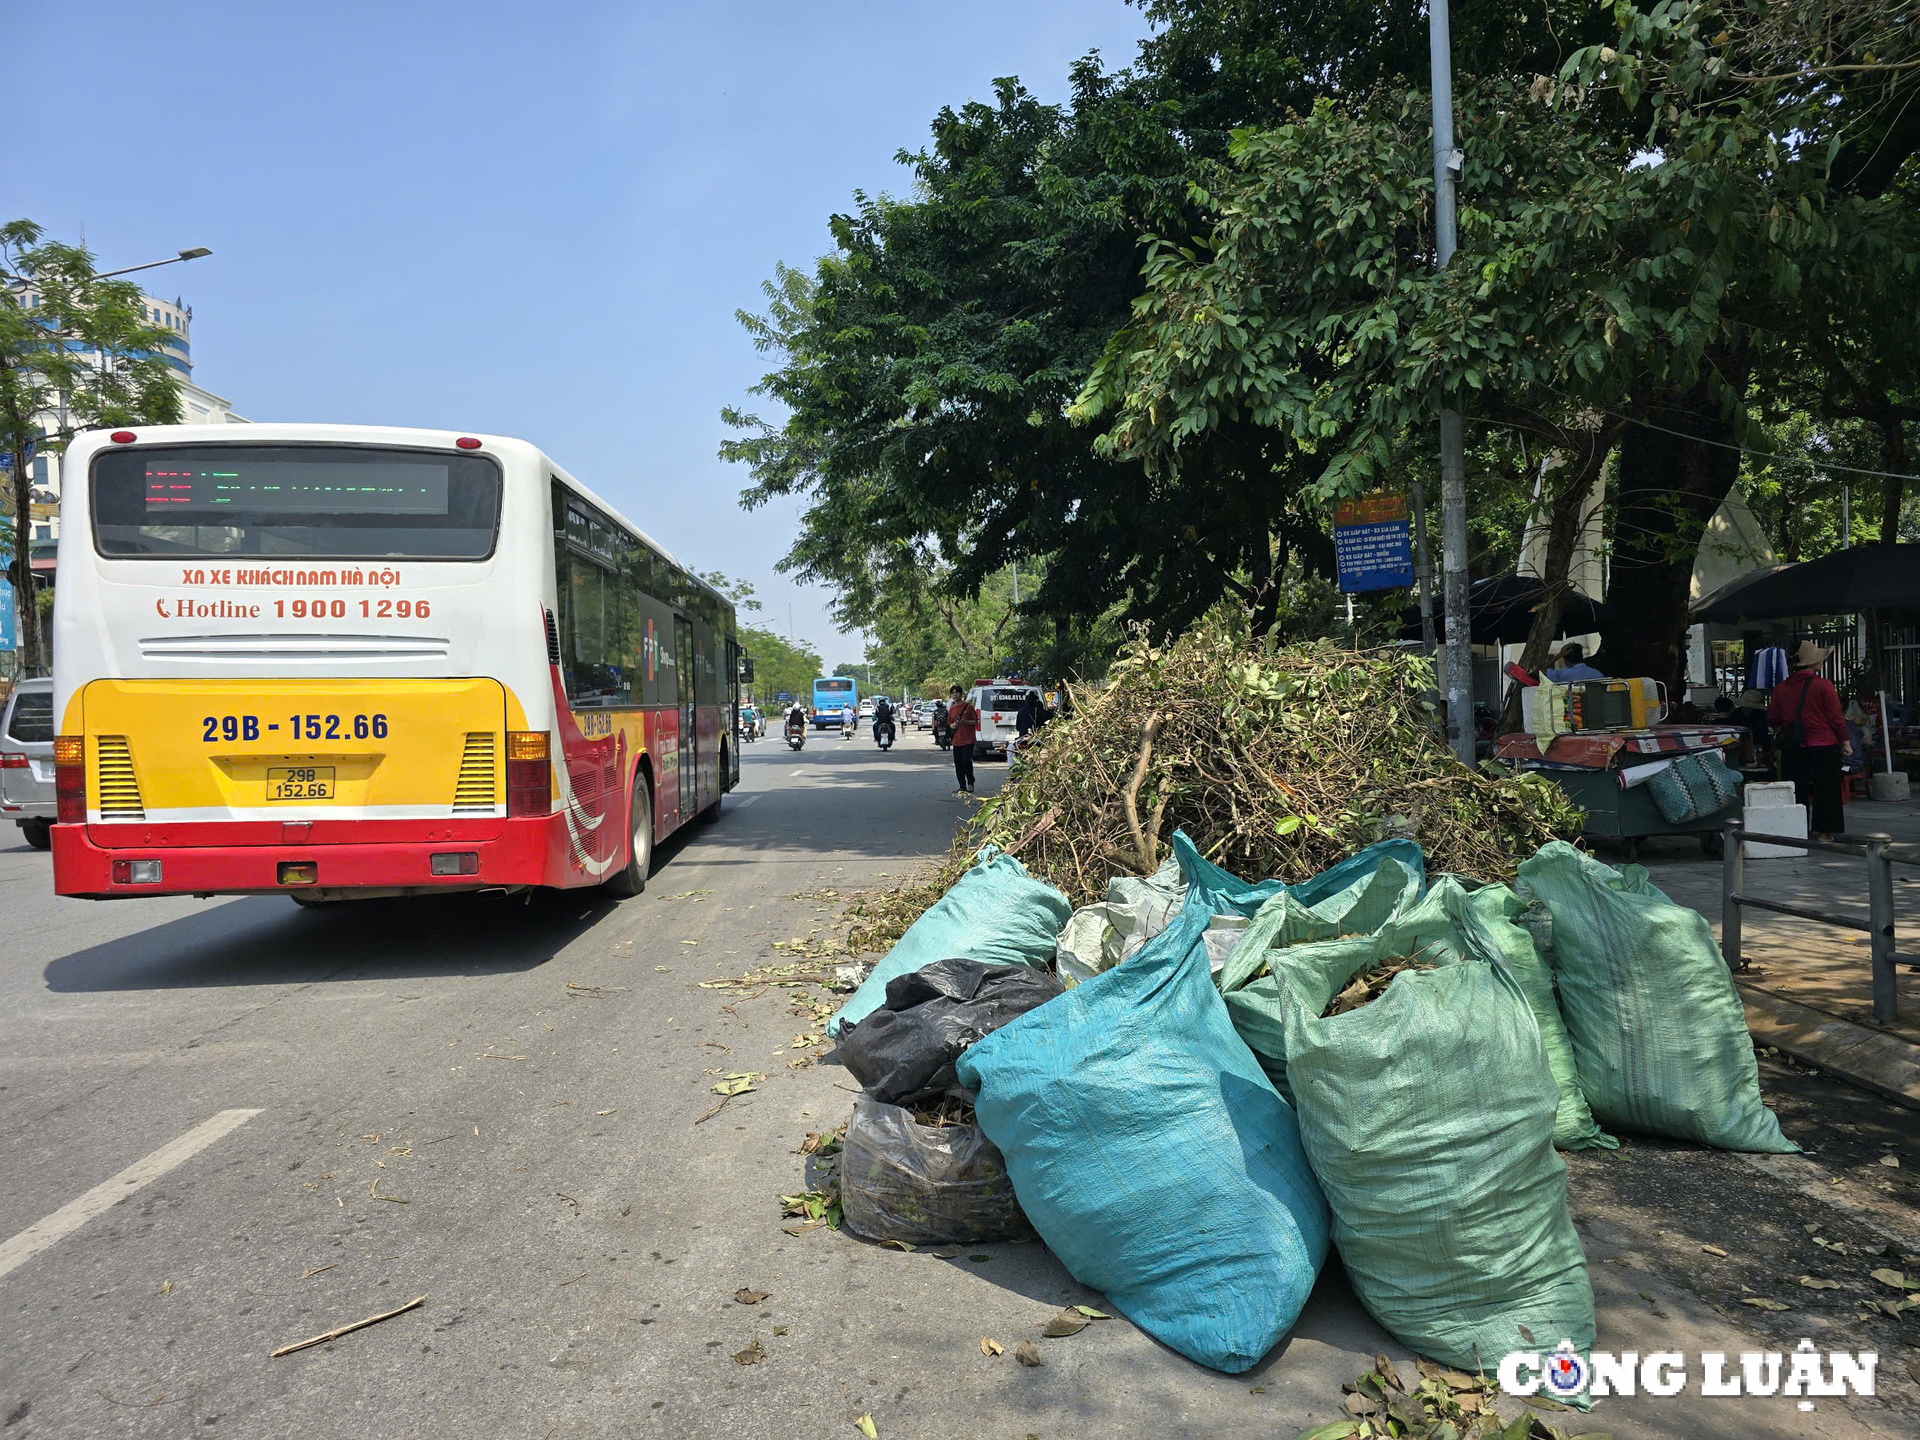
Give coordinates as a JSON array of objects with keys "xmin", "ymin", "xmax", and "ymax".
[
  {"xmin": 1767, "ymin": 641, "xmax": 1852, "ymax": 839},
  {"xmin": 947, "ymin": 685, "xmax": 979, "ymax": 796}
]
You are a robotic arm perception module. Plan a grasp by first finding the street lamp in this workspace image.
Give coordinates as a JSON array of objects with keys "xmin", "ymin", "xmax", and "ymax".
[
  {"xmin": 1428, "ymin": 0, "xmax": 1474, "ymax": 765},
  {"xmin": 95, "ymin": 247, "xmax": 212, "ymax": 281}
]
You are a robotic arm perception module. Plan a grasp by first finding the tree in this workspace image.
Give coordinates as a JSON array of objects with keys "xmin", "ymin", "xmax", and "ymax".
[
  {"xmin": 722, "ymin": 2, "xmax": 1611, "ymax": 662},
  {"xmin": 1, "ymin": 221, "xmax": 182, "ymax": 673},
  {"xmin": 738, "ymin": 624, "xmax": 822, "ymax": 708}
]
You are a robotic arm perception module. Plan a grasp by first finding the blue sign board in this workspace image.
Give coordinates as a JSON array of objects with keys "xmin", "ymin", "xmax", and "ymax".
[
  {"xmin": 1333, "ymin": 493, "xmax": 1415, "ymax": 593},
  {"xmin": 0, "ymin": 438, "xmax": 34, "ymax": 474},
  {"xmin": 0, "ymin": 552, "xmax": 14, "ymax": 651}
]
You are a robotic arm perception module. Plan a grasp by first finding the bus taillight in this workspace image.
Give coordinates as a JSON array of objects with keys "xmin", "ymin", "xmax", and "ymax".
[
  {"xmin": 507, "ymin": 731, "xmax": 550, "ymax": 816},
  {"xmin": 54, "ymin": 736, "xmax": 86, "ymax": 823}
]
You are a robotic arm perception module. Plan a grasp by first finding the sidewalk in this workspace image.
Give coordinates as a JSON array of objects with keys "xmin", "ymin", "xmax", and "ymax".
[{"xmin": 1637, "ymin": 796, "xmax": 1920, "ymax": 1107}]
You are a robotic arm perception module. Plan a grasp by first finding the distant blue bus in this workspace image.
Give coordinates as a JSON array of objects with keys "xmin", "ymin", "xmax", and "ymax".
[{"xmin": 811, "ymin": 676, "xmax": 857, "ymax": 729}]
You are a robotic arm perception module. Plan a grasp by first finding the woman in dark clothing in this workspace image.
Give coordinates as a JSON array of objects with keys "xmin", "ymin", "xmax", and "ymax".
[{"xmin": 1767, "ymin": 641, "xmax": 1853, "ymax": 838}]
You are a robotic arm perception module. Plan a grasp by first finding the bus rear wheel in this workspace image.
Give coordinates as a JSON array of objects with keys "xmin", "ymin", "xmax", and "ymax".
[{"xmin": 604, "ymin": 774, "xmax": 653, "ymax": 896}]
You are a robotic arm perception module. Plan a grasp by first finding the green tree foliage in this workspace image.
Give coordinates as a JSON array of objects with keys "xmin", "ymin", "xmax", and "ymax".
[
  {"xmin": 738, "ymin": 623, "xmax": 822, "ymax": 709},
  {"xmin": 1, "ymin": 221, "xmax": 184, "ymax": 673}
]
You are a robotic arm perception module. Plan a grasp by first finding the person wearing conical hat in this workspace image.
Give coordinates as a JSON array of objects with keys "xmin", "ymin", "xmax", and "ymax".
[{"xmin": 1767, "ymin": 641, "xmax": 1851, "ymax": 839}]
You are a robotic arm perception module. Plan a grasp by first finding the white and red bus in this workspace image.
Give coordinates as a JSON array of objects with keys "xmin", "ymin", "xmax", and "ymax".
[{"xmin": 50, "ymin": 423, "xmax": 742, "ymax": 902}]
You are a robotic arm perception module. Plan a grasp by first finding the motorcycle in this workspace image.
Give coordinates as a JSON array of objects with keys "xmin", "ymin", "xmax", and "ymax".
[
  {"xmin": 785, "ymin": 722, "xmax": 806, "ymax": 752},
  {"xmin": 931, "ymin": 716, "xmax": 952, "ymax": 751},
  {"xmin": 874, "ymin": 717, "xmax": 895, "ymax": 751},
  {"xmin": 841, "ymin": 710, "xmax": 856, "ymax": 739}
]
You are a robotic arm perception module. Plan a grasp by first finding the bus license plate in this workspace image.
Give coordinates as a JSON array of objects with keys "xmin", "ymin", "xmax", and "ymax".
[{"xmin": 267, "ymin": 766, "xmax": 334, "ymax": 801}]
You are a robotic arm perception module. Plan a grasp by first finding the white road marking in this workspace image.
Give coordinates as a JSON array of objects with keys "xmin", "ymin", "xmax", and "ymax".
[
  {"xmin": 0, "ymin": 1108, "xmax": 263, "ymax": 1281},
  {"xmin": 789, "ymin": 769, "xmax": 806, "ymax": 777},
  {"xmin": 728, "ymin": 793, "xmax": 761, "ymax": 809}
]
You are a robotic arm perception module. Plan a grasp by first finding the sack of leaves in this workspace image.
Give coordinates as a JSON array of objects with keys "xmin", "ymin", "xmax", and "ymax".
[
  {"xmin": 1516, "ymin": 842, "xmax": 1795, "ymax": 1153},
  {"xmin": 1269, "ymin": 880, "xmax": 1596, "ymax": 1378},
  {"xmin": 839, "ymin": 1095, "xmax": 1035, "ymax": 1247},
  {"xmin": 958, "ymin": 898, "xmax": 1329, "ymax": 1374},
  {"xmin": 835, "ymin": 958, "xmax": 1064, "ymax": 1105},
  {"xmin": 829, "ymin": 845, "xmax": 1070, "ymax": 1038}
]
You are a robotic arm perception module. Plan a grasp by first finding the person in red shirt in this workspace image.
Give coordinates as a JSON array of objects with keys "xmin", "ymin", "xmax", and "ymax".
[
  {"xmin": 1767, "ymin": 640, "xmax": 1854, "ymax": 838},
  {"xmin": 947, "ymin": 685, "xmax": 980, "ymax": 796}
]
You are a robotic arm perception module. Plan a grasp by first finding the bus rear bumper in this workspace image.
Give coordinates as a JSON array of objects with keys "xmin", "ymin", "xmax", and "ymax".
[{"xmin": 51, "ymin": 818, "xmax": 563, "ymax": 899}]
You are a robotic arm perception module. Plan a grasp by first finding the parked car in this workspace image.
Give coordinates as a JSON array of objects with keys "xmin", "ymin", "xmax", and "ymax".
[{"xmin": 1, "ymin": 677, "xmax": 55, "ymax": 850}]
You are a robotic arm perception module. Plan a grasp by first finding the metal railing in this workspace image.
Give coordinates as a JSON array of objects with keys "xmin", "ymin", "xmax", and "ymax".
[{"xmin": 1721, "ymin": 819, "xmax": 1909, "ymax": 1024}]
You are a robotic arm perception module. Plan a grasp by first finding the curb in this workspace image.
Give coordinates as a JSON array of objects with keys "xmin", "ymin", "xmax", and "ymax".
[{"xmin": 1737, "ymin": 980, "xmax": 1920, "ymax": 1111}]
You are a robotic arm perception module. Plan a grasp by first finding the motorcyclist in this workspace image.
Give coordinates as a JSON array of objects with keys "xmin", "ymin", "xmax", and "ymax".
[
  {"xmin": 784, "ymin": 702, "xmax": 807, "ymax": 736},
  {"xmin": 871, "ymin": 695, "xmax": 895, "ymax": 743}
]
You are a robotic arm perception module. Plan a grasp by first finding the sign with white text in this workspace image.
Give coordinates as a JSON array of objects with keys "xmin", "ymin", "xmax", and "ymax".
[{"xmin": 1333, "ymin": 492, "xmax": 1415, "ymax": 593}]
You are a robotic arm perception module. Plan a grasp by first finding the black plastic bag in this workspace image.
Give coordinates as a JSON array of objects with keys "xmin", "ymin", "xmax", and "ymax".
[
  {"xmin": 840, "ymin": 1096, "xmax": 1036, "ymax": 1245},
  {"xmin": 836, "ymin": 958, "xmax": 1063, "ymax": 1105}
]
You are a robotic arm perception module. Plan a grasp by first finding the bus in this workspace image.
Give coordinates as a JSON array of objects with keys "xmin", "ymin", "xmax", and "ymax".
[
  {"xmin": 49, "ymin": 423, "xmax": 741, "ymax": 903},
  {"xmin": 810, "ymin": 676, "xmax": 856, "ymax": 729}
]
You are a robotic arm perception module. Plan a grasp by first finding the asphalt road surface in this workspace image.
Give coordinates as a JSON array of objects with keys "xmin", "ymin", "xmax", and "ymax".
[{"xmin": 0, "ymin": 727, "xmax": 1908, "ymax": 1438}]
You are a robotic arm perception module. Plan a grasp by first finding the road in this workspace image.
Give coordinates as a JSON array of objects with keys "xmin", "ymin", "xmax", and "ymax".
[{"xmin": 0, "ymin": 726, "xmax": 1911, "ymax": 1438}]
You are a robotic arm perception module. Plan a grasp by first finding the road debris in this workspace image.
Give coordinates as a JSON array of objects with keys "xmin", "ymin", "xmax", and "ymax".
[
  {"xmin": 854, "ymin": 1416, "xmax": 877, "ymax": 1438},
  {"xmin": 735, "ymin": 1288, "xmax": 771, "ymax": 1305},
  {"xmin": 981, "ymin": 1337, "xmax": 1005, "ymax": 1356},
  {"xmin": 300, "ymin": 1264, "xmax": 337, "ymax": 1279},
  {"xmin": 733, "ymin": 1337, "xmax": 766, "ymax": 1366},
  {"xmin": 270, "ymin": 1295, "xmax": 426, "ymax": 1357},
  {"xmin": 1014, "ymin": 1341, "xmax": 1043, "ymax": 1367}
]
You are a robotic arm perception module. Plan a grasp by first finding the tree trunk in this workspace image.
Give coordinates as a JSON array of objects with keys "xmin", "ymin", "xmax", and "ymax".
[
  {"xmin": 1877, "ymin": 410, "xmax": 1910, "ymax": 544},
  {"xmin": 1498, "ymin": 443, "xmax": 1612, "ymax": 734},
  {"xmin": 1599, "ymin": 379, "xmax": 1746, "ymax": 690},
  {"xmin": 7, "ymin": 437, "xmax": 39, "ymax": 676}
]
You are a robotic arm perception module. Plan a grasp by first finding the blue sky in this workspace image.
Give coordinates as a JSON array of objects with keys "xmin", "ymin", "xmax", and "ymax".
[{"xmin": 7, "ymin": 2, "xmax": 1155, "ymax": 665}]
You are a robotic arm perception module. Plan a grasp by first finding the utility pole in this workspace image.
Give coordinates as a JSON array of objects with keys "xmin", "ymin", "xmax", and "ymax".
[{"xmin": 1429, "ymin": 0, "xmax": 1474, "ymax": 764}]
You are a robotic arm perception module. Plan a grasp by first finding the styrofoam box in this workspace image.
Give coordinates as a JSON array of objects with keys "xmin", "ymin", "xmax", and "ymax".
[
  {"xmin": 1744, "ymin": 802, "xmax": 1808, "ymax": 859},
  {"xmin": 1745, "ymin": 781, "xmax": 1799, "ymax": 808}
]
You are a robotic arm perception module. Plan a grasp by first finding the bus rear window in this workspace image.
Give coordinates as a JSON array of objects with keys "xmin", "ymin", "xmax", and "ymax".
[
  {"xmin": 91, "ymin": 445, "xmax": 502, "ymax": 559},
  {"xmin": 816, "ymin": 679, "xmax": 853, "ymax": 693}
]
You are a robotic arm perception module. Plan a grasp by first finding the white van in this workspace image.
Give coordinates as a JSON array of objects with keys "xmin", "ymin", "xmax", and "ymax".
[{"xmin": 966, "ymin": 683, "xmax": 1042, "ymax": 759}]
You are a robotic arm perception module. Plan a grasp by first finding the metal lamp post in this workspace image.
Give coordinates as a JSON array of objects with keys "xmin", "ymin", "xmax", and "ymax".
[
  {"xmin": 1429, "ymin": 0, "xmax": 1474, "ymax": 765},
  {"xmin": 94, "ymin": 247, "xmax": 212, "ymax": 281}
]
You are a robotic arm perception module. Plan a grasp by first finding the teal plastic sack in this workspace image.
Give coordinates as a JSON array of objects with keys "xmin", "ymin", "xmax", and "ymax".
[
  {"xmin": 1516, "ymin": 842, "xmax": 1795, "ymax": 1152},
  {"xmin": 1171, "ymin": 830, "xmax": 1425, "ymax": 919},
  {"xmin": 1278, "ymin": 931, "xmax": 1596, "ymax": 1377},
  {"xmin": 829, "ymin": 848, "xmax": 1071, "ymax": 1037},
  {"xmin": 1450, "ymin": 886, "xmax": 1615, "ymax": 1152},
  {"xmin": 957, "ymin": 899, "xmax": 1329, "ymax": 1374}
]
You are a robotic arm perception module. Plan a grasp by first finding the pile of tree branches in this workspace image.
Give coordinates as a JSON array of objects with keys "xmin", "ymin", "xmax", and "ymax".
[{"xmin": 847, "ymin": 622, "xmax": 1583, "ymax": 948}]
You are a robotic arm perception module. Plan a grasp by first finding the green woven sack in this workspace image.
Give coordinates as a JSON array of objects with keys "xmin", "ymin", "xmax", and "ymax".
[
  {"xmin": 1516, "ymin": 842, "xmax": 1795, "ymax": 1153},
  {"xmin": 1277, "ymin": 934, "xmax": 1595, "ymax": 1377},
  {"xmin": 1216, "ymin": 857, "xmax": 1427, "ymax": 1098},
  {"xmin": 1448, "ymin": 886, "xmax": 1615, "ymax": 1152}
]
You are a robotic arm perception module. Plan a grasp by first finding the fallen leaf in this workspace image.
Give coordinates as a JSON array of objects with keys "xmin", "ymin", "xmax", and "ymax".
[
  {"xmin": 735, "ymin": 1288, "xmax": 771, "ymax": 1305},
  {"xmin": 1344, "ymin": 1392, "xmax": 1380, "ymax": 1416},
  {"xmin": 1014, "ymin": 1341, "xmax": 1043, "ymax": 1367},
  {"xmin": 655, "ymin": 966, "xmax": 671, "ymax": 973},
  {"xmin": 1040, "ymin": 1310, "xmax": 1089, "ymax": 1337},
  {"xmin": 929, "ymin": 1248, "xmax": 961, "ymax": 1259},
  {"xmin": 712, "ymin": 1073, "xmax": 761, "ymax": 1096},
  {"xmin": 1072, "ymin": 1305, "xmax": 1112, "ymax": 1319},
  {"xmin": 733, "ymin": 1338, "xmax": 766, "ymax": 1366},
  {"xmin": 782, "ymin": 1221, "xmax": 825, "ymax": 1237},
  {"xmin": 1523, "ymin": 1395, "xmax": 1569, "ymax": 1413},
  {"xmin": 1375, "ymin": 1353, "xmax": 1404, "ymax": 1393},
  {"xmin": 1516, "ymin": 1324, "xmax": 1535, "ymax": 1343},
  {"xmin": 1880, "ymin": 1155, "xmax": 1900, "ymax": 1168},
  {"xmin": 1702, "ymin": 1244, "xmax": 1728, "ymax": 1257},
  {"xmin": 773, "ymin": 1325, "xmax": 788, "ymax": 1335},
  {"xmin": 981, "ymin": 1337, "xmax": 1005, "ymax": 1356},
  {"xmin": 967, "ymin": 1254, "xmax": 991, "ymax": 1263},
  {"xmin": 1637, "ymin": 1291, "xmax": 1656, "ymax": 1304},
  {"xmin": 159, "ymin": 1281, "xmax": 172, "ymax": 1295},
  {"xmin": 1742, "ymin": 1298, "xmax": 1791, "ymax": 1311},
  {"xmin": 1871, "ymin": 1268, "xmax": 1914, "ymax": 1290},
  {"xmin": 597, "ymin": 1108, "xmax": 616, "ymax": 1116},
  {"xmin": 1799, "ymin": 1276, "xmax": 1843, "ymax": 1289},
  {"xmin": 854, "ymin": 1416, "xmax": 878, "ymax": 1439},
  {"xmin": 880, "ymin": 1239, "xmax": 916, "ymax": 1252}
]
